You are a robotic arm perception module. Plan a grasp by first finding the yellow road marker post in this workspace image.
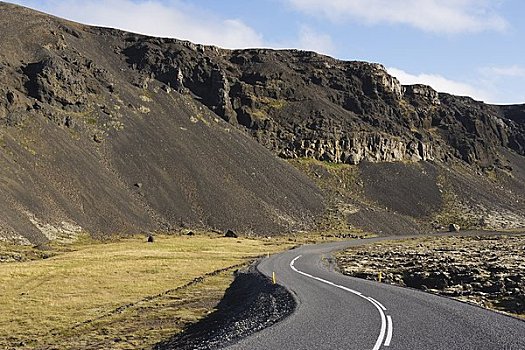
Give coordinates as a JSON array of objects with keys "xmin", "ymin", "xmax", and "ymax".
[
  {"xmin": 272, "ymin": 271, "xmax": 276, "ymax": 284},
  {"xmin": 378, "ymin": 271, "xmax": 382, "ymax": 283}
]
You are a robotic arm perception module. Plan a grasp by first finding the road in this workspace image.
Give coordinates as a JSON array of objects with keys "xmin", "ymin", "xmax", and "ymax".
[{"xmin": 226, "ymin": 237, "xmax": 525, "ymax": 350}]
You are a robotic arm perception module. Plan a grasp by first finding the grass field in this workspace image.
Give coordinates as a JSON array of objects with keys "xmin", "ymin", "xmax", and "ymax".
[{"xmin": 0, "ymin": 232, "xmax": 302, "ymax": 349}]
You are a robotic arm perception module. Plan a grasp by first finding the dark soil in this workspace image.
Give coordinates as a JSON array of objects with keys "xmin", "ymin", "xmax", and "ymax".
[
  {"xmin": 155, "ymin": 264, "xmax": 296, "ymax": 350},
  {"xmin": 0, "ymin": 2, "xmax": 324, "ymax": 244},
  {"xmin": 359, "ymin": 162, "xmax": 442, "ymax": 218}
]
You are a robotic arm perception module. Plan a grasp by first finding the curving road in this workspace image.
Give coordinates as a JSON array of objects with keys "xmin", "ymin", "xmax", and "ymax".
[{"xmin": 226, "ymin": 237, "xmax": 525, "ymax": 350}]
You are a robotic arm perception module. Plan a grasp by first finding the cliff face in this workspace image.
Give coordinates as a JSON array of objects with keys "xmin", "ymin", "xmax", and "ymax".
[
  {"xmin": 0, "ymin": 3, "xmax": 524, "ymax": 243},
  {"xmin": 120, "ymin": 37, "xmax": 525, "ymax": 168}
]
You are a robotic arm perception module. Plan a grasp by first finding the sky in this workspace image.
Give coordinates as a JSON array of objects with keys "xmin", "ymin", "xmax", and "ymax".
[{"xmin": 9, "ymin": 0, "xmax": 525, "ymax": 105}]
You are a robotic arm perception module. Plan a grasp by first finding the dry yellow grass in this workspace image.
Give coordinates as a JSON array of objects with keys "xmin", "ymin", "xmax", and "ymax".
[{"xmin": 0, "ymin": 233, "xmax": 296, "ymax": 349}]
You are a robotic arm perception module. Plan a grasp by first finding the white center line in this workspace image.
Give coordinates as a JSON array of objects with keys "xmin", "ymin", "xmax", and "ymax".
[
  {"xmin": 368, "ymin": 297, "xmax": 387, "ymax": 311},
  {"xmin": 289, "ymin": 255, "xmax": 393, "ymax": 350},
  {"xmin": 385, "ymin": 315, "xmax": 393, "ymax": 347}
]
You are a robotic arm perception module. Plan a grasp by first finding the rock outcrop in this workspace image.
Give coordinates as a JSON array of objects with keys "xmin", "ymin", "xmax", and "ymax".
[
  {"xmin": 338, "ymin": 235, "xmax": 525, "ymax": 315},
  {"xmin": 121, "ymin": 38, "xmax": 524, "ymax": 168}
]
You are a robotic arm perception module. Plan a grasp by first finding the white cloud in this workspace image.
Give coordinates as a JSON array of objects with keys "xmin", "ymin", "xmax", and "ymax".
[
  {"xmin": 286, "ymin": 0, "xmax": 507, "ymax": 34},
  {"xmin": 387, "ymin": 67, "xmax": 492, "ymax": 102},
  {"xmin": 477, "ymin": 65, "xmax": 525, "ymax": 104},
  {"xmin": 296, "ymin": 26, "xmax": 336, "ymax": 55},
  {"xmin": 480, "ymin": 65, "xmax": 525, "ymax": 78},
  {"xmin": 17, "ymin": 1, "xmax": 337, "ymax": 55},
  {"xmin": 16, "ymin": 0, "xmax": 264, "ymax": 49}
]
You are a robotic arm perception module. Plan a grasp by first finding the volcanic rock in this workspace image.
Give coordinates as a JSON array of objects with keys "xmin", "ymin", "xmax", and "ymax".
[{"xmin": 0, "ymin": 2, "xmax": 524, "ymax": 242}]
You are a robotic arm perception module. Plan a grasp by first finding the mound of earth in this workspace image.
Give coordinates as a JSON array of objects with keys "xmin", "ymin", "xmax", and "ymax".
[{"xmin": 156, "ymin": 264, "xmax": 295, "ymax": 350}]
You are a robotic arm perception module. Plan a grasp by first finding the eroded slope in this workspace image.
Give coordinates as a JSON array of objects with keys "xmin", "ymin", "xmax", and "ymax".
[{"xmin": 0, "ymin": 3, "xmax": 324, "ymax": 244}]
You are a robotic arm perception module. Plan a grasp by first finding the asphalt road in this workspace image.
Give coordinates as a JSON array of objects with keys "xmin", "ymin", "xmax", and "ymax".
[{"xmin": 225, "ymin": 237, "xmax": 525, "ymax": 350}]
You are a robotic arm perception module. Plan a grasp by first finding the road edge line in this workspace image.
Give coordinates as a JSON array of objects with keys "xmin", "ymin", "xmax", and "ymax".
[{"xmin": 290, "ymin": 255, "xmax": 389, "ymax": 350}]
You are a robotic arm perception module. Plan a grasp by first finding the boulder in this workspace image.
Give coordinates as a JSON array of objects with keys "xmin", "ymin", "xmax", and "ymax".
[
  {"xmin": 449, "ymin": 224, "xmax": 460, "ymax": 232},
  {"xmin": 224, "ymin": 229, "xmax": 238, "ymax": 238}
]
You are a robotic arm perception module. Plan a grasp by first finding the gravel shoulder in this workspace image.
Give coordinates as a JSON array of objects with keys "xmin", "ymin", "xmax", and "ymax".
[
  {"xmin": 155, "ymin": 263, "xmax": 295, "ymax": 350},
  {"xmin": 337, "ymin": 234, "xmax": 525, "ymax": 318}
]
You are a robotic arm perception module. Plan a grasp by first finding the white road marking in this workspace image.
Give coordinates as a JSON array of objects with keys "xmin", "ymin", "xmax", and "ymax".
[
  {"xmin": 385, "ymin": 315, "xmax": 393, "ymax": 346},
  {"xmin": 290, "ymin": 255, "xmax": 393, "ymax": 350},
  {"xmin": 368, "ymin": 297, "xmax": 387, "ymax": 311},
  {"xmin": 366, "ymin": 296, "xmax": 387, "ymax": 350}
]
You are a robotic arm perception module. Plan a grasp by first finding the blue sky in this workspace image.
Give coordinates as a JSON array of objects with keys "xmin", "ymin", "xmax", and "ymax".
[{"xmin": 10, "ymin": 0, "xmax": 525, "ymax": 104}]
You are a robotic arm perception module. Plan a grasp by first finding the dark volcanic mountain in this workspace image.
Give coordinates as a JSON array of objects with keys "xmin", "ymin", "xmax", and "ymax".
[{"xmin": 1, "ymin": 2, "xmax": 524, "ymax": 244}]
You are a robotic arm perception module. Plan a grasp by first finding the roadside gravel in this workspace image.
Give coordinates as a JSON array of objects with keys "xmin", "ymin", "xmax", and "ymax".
[{"xmin": 155, "ymin": 263, "xmax": 296, "ymax": 350}]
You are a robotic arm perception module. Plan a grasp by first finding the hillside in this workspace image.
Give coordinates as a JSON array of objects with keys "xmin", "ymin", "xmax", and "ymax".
[
  {"xmin": 0, "ymin": 3, "xmax": 324, "ymax": 244},
  {"xmin": 1, "ymin": 2, "xmax": 524, "ymax": 244}
]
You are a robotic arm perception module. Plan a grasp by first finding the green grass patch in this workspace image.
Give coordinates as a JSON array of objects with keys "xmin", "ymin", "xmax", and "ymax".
[
  {"xmin": 246, "ymin": 96, "xmax": 288, "ymax": 120},
  {"xmin": 259, "ymin": 97, "xmax": 286, "ymax": 110}
]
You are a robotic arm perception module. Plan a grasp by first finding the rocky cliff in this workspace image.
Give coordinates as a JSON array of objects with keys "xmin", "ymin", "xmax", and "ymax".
[
  {"xmin": 0, "ymin": 2, "xmax": 524, "ymax": 243},
  {"xmin": 120, "ymin": 37, "xmax": 524, "ymax": 168}
]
